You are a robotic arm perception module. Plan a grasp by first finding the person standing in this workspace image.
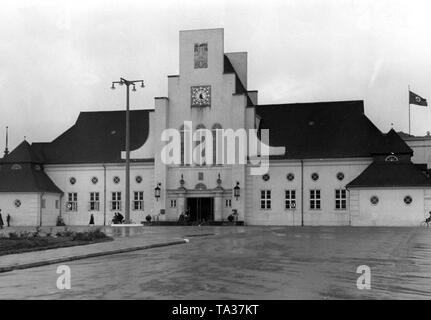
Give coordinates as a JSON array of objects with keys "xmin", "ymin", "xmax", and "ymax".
[
  {"xmin": 6, "ymin": 214, "xmax": 10, "ymax": 227},
  {"xmin": 178, "ymin": 211, "xmax": 185, "ymax": 225},
  {"xmin": 232, "ymin": 209, "xmax": 239, "ymax": 221},
  {"xmin": 117, "ymin": 212, "xmax": 124, "ymax": 224},
  {"xmin": 185, "ymin": 209, "xmax": 191, "ymax": 225},
  {"xmin": 89, "ymin": 214, "xmax": 95, "ymax": 226},
  {"xmin": 0, "ymin": 211, "xmax": 3, "ymax": 229}
]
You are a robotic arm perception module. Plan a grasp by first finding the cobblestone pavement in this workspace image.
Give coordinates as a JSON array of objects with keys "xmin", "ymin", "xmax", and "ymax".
[{"xmin": 1, "ymin": 226, "xmax": 431, "ymax": 299}]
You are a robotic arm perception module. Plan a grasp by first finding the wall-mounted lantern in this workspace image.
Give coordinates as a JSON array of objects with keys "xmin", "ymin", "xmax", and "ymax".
[
  {"xmin": 154, "ymin": 183, "xmax": 161, "ymax": 201},
  {"xmin": 216, "ymin": 173, "xmax": 222, "ymax": 188},
  {"xmin": 233, "ymin": 181, "xmax": 240, "ymax": 200}
]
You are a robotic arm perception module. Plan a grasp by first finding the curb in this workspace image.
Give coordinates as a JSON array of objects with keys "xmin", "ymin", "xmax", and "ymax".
[{"xmin": 0, "ymin": 239, "xmax": 188, "ymax": 273}]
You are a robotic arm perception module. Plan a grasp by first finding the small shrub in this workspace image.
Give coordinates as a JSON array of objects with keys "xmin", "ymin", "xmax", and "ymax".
[
  {"xmin": 72, "ymin": 229, "xmax": 108, "ymax": 241},
  {"xmin": 227, "ymin": 214, "xmax": 234, "ymax": 222},
  {"xmin": 46, "ymin": 228, "xmax": 53, "ymax": 237},
  {"xmin": 32, "ymin": 226, "xmax": 42, "ymax": 238},
  {"xmin": 88, "ymin": 229, "xmax": 107, "ymax": 239},
  {"xmin": 19, "ymin": 231, "xmax": 32, "ymax": 238},
  {"xmin": 56, "ymin": 228, "xmax": 75, "ymax": 238},
  {"xmin": 146, "ymin": 214, "xmax": 152, "ymax": 222},
  {"xmin": 8, "ymin": 232, "xmax": 19, "ymax": 239}
]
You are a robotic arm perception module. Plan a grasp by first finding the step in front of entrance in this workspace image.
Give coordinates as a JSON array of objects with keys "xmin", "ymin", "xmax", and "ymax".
[{"xmin": 142, "ymin": 221, "xmax": 245, "ymax": 226}]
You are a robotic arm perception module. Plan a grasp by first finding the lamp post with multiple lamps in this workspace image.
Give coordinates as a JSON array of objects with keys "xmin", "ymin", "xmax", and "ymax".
[{"xmin": 111, "ymin": 78, "xmax": 145, "ymax": 224}]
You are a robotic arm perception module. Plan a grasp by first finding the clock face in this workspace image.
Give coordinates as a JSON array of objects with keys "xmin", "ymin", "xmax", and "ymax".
[{"xmin": 191, "ymin": 86, "xmax": 211, "ymax": 107}]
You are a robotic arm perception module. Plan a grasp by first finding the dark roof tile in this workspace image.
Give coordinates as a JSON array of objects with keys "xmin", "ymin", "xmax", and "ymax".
[
  {"xmin": 346, "ymin": 162, "xmax": 431, "ymax": 188},
  {"xmin": 34, "ymin": 109, "xmax": 151, "ymax": 164},
  {"xmin": 256, "ymin": 101, "xmax": 383, "ymax": 159},
  {"xmin": 1, "ymin": 141, "xmax": 44, "ymax": 164},
  {"xmin": 371, "ymin": 129, "xmax": 413, "ymax": 155},
  {"xmin": 0, "ymin": 163, "xmax": 62, "ymax": 193}
]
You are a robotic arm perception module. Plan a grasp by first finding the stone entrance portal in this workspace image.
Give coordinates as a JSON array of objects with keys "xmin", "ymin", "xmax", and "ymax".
[{"xmin": 187, "ymin": 197, "xmax": 214, "ymax": 222}]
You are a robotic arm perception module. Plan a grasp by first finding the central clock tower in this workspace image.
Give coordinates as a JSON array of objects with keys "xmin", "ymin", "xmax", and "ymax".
[{"xmin": 151, "ymin": 28, "xmax": 256, "ymax": 225}]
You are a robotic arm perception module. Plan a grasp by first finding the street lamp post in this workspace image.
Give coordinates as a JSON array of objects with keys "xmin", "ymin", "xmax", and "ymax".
[{"xmin": 111, "ymin": 78, "xmax": 145, "ymax": 224}]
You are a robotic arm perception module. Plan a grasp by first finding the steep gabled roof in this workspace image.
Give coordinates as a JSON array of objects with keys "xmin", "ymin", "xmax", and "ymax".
[
  {"xmin": 1, "ymin": 140, "xmax": 44, "ymax": 164},
  {"xmin": 0, "ymin": 142, "xmax": 62, "ymax": 193},
  {"xmin": 371, "ymin": 129, "xmax": 413, "ymax": 155},
  {"xmin": 255, "ymin": 100, "xmax": 383, "ymax": 159},
  {"xmin": 33, "ymin": 109, "xmax": 152, "ymax": 164},
  {"xmin": 0, "ymin": 163, "xmax": 63, "ymax": 193},
  {"xmin": 346, "ymin": 162, "xmax": 431, "ymax": 188}
]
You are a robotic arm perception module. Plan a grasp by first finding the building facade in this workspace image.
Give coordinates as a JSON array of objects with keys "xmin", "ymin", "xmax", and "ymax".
[{"xmin": 1, "ymin": 28, "xmax": 431, "ymax": 226}]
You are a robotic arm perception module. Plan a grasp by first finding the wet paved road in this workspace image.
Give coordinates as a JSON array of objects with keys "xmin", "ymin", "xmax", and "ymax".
[{"xmin": 1, "ymin": 226, "xmax": 431, "ymax": 299}]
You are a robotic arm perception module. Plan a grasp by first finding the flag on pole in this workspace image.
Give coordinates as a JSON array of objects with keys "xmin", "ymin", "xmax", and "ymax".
[{"xmin": 409, "ymin": 90, "xmax": 428, "ymax": 106}]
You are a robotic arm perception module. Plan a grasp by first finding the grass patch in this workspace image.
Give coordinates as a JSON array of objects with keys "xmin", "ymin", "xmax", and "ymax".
[{"xmin": 0, "ymin": 229, "xmax": 113, "ymax": 256}]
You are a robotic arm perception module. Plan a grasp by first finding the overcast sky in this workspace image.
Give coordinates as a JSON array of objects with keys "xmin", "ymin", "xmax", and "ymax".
[{"xmin": 1, "ymin": 0, "xmax": 431, "ymax": 153}]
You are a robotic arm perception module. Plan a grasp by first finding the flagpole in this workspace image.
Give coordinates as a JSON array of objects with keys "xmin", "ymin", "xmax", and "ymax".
[{"xmin": 408, "ymin": 84, "xmax": 411, "ymax": 135}]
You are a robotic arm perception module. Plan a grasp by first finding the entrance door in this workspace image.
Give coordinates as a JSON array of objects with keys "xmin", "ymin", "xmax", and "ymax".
[{"xmin": 187, "ymin": 198, "xmax": 214, "ymax": 222}]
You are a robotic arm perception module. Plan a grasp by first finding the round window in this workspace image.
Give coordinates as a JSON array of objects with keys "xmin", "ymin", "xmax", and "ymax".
[
  {"xmin": 287, "ymin": 173, "xmax": 295, "ymax": 181},
  {"xmin": 113, "ymin": 176, "xmax": 120, "ymax": 184},
  {"xmin": 91, "ymin": 177, "xmax": 98, "ymax": 184},
  {"xmin": 385, "ymin": 155, "xmax": 399, "ymax": 162},
  {"xmin": 69, "ymin": 177, "xmax": 76, "ymax": 185},
  {"xmin": 370, "ymin": 196, "xmax": 379, "ymax": 205},
  {"xmin": 337, "ymin": 172, "xmax": 344, "ymax": 181},
  {"xmin": 136, "ymin": 176, "xmax": 143, "ymax": 184},
  {"xmin": 404, "ymin": 195, "xmax": 412, "ymax": 205},
  {"xmin": 14, "ymin": 199, "xmax": 21, "ymax": 208},
  {"xmin": 262, "ymin": 174, "xmax": 270, "ymax": 181},
  {"xmin": 311, "ymin": 173, "xmax": 319, "ymax": 181}
]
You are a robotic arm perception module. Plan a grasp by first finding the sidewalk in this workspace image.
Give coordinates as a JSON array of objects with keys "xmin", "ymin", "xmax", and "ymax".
[{"xmin": 0, "ymin": 233, "xmax": 189, "ymax": 273}]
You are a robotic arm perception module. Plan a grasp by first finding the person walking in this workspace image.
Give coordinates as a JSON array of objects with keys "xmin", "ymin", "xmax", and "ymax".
[
  {"xmin": 0, "ymin": 212, "xmax": 4, "ymax": 229},
  {"xmin": 6, "ymin": 214, "xmax": 10, "ymax": 227}
]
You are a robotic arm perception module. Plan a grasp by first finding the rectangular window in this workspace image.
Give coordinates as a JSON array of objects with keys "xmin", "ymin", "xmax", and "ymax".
[
  {"xmin": 225, "ymin": 199, "xmax": 232, "ymax": 208},
  {"xmin": 133, "ymin": 191, "xmax": 144, "ymax": 211},
  {"xmin": 260, "ymin": 190, "xmax": 271, "ymax": 210},
  {"xmin": 194, "ymin": 43, "xmax": 208, "ymax": 69},
  {"xmin": 285, "ymin": 190, "xmax": 296, "ymax": 209},
  {"xmin": 89, "ymin": 192, "xmax": 100, "ymax": 211},
  {"xmin": 170, "ymin": 199, "xmax": 177, "ymax": 208},
  {"xmin": 111, "ymin": 192, "xmax": 122, "ymax": 211},
  {"xmin": 310, "ymin": 189, "xmax": 321, "ymax": 210},
  {"xmin": 67, "ymin": 192, "xmax": 78, "ymax": 212},
  {"xmin": 335, "ymin": 189, "xmax": 347, "ymax": 210},
  {"xmin": 41, "ymin": 199, "xmax": 46, "ymax": 209},
  {"xmin": 55, "ymin": 200, "xmax": 59, "ymax": 209}
]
